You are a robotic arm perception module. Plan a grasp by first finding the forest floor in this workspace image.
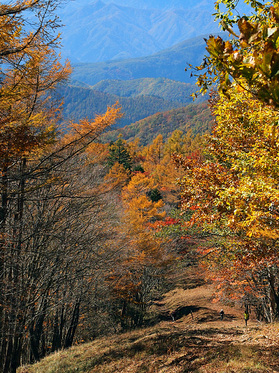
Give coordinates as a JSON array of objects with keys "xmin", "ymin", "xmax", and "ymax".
[{"xmin": 18, "ymin": 267, "xmax": 279, "ymax": 373}]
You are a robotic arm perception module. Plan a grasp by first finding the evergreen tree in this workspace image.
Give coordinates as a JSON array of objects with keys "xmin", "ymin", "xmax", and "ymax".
[{"xmin": 107, "ymin": 136, "xmax": 132, "ymax": 171}]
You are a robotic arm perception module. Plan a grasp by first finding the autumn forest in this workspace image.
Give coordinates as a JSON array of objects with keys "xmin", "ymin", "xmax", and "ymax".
[{"xmin": 1, "ymin": 1, "xmax": 279, "ymax": 372}]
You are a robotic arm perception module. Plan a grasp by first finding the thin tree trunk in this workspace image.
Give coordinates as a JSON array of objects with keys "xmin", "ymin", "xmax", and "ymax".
[{"xmin": 64, "ymin": 299, "xmax": 80, "ymax": 349}]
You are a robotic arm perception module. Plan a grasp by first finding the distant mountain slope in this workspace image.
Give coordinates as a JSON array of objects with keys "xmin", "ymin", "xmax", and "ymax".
[
  {"xmin": 59, "ymin": 84, "xmax": 201, "ymax": 128},
  {"xmin": 71, "ymin": 35, "xmax": 213, "ymax": 86},
  {"xmin": 102, "ymin": 102, "xmax": 213, "ymax": 145},
  {"xmin": 59, "ymin": 0, "xmax": 218, "ymax": 63},
  {"xmin": 90, "ymin": 78, "xmax": 200, "ymax": 103}
]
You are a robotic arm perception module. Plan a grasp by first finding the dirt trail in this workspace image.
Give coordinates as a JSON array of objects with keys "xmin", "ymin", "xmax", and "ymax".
[
  {"xmin": 149, "ymin": 281, "xmax": 279, "ymax": 372},
  {"xmin": 17, "ymin": 280, "xmax": 279, "ymax": 373}
]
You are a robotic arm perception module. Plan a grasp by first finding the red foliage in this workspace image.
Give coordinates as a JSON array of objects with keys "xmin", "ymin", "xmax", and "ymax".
[{"xmin": 148, "ymin": 216, "xmax": 181, "ymax": 230}]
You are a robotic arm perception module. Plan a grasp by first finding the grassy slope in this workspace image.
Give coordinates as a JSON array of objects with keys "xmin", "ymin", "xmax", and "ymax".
[{"xmin": 19, "ymin": 266, "xmax": 279, "ymax": 373}]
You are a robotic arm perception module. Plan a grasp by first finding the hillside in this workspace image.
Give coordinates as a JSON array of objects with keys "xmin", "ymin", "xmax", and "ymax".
[
  {"xmin": 102, "ymin": 102, "xmax": 213, "ymax": 145},
  {"xmin": 18, "ymin": 265, "xmax": 279, "ymax": 372},
  {"xmin": 90, "ymin": 78, "xmax": 198, "ymax": 103},
  {"xmin": 59, "ymin": 84, "xmax": 199, "ymax": 128},
  {"xmin": 70, "ymin": 35, "xmax": 216, "ymax": 86}
]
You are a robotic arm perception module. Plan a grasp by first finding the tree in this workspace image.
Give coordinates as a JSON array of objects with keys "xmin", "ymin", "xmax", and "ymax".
[
  {"xmin": 140, "ymin": 131, "xmax": 202, "ymax": 209},
  {"xmin": 107, "ymin": 135, "xmax": 132, "ymax": 171},
  {"xmin": 105, "ymin": 171, "xmax": 171, "ymax": 329},
  {"xmin": 164, "ymin": 130, "xmax": 187, "ymax": 156},
  {"xmin": 143, "ymin": 134, "xmax": 164, "ymax": 168},
  {"xmin": 0, "ymin": 2, "xmax": 71, "ymax": 371},
  {"xmin": 175, "ymin": 82, "xmax": 279, "ymax": 320},
  {"xmin": 0, "ymin": 0, "xmax": 71, "ymax": 161},
  {"xmin": 177, "ymin": 0, "xmax": 279, "ymax": 321},
  {"xmin": 0, "ymin": 103, "xmax": 122, "ymax": 372},
  {"xmin": 0, "ymin": 2, "xmax": 124, "ymax": 371},
  {"xmin": 147, "ymin": 188, "xmax": 162, "ymax": 202}
]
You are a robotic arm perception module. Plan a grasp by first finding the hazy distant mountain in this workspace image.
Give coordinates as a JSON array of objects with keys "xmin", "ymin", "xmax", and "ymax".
[
  {"xmin": 71, "ymin": 35, "xmax": 213, "ymax": 86},
  {"xmin": 59, "ymin": 0, "xmax": 219, "ymax": 63}
]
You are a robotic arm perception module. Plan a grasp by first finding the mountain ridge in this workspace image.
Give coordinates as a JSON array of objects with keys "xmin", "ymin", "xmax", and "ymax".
[
  {"xmin": 86, "ymin": 77, "xmax": 199, "ymax": 102},
  {"xmin": 58, "ymin": 0, "xmax": 219, "ymax": 63},
  {"xmin": 70, "ymin": 34, "xmax": 216, "ymax": 86}
]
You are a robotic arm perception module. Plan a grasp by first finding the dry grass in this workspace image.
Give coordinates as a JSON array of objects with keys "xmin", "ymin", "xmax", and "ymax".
[
  {"xmin": 18, "ymin": 267, "xmax": 279, "ymax": 373},
  {"xmin": 18, "ymin": 321, "xmax": 279, "ymax": 373}
]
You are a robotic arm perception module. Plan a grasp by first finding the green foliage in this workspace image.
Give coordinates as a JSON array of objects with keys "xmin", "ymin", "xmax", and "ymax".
[
  {"xmin": 107, "ymin": 137, "xmax": 132, "ymax": 170},
  {"xmin": 146, "ymin": 188, "xmax": 163, "ymax": 202},
  {"xmin": 133, "ymin": 165, "xmax": 145, "ymax": 173}
]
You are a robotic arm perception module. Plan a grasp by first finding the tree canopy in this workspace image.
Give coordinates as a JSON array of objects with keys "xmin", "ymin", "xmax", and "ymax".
[{"xmin": 177, "ymin": 0, "xmax": 279, "ymax": 321}]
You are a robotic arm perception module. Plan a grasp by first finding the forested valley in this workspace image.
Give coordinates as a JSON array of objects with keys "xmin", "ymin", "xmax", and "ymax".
[{"xmin": 1, "ymin": 1, "xmax": 279, "ymax": 373}]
